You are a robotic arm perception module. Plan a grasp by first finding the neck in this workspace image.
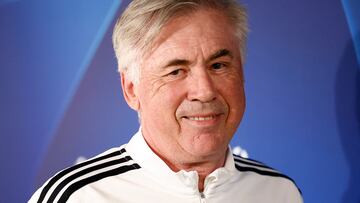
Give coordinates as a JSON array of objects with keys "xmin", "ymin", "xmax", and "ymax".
[
  {"xmin": 163, "ymin": 151, "xmax": 227, "ymax": 192},
  {"xmin": 141, "ymin": 128, "xmax": 228, "ymax": 192}
]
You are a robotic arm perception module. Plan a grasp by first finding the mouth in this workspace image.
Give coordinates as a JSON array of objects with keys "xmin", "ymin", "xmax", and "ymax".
[
  {"xmin": 185, "ymin": 115, "xmax": 217, "ymax": 121},
  {"xmin": 181, "ymin": 113, "xmax": 223, "ymax": 127}
]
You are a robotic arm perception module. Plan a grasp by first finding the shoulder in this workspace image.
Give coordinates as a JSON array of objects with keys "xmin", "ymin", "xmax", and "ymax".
[
  {"xmin": 232, "ymin": 154, "xmax": 302, "ymax": 195},
  {"xmin": 29, "ymin": 146, "xmax": 141, "ymax": 203}
]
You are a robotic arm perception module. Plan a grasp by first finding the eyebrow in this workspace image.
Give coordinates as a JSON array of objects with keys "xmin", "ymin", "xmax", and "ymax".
[
  {"xmin": 207, "ymin": 49, "xmax": 233, "ymax": 63},
  {"xmin": 162, "ymin": 49, "xmax": 233, "ymax": 69},
  {"xmin": 163, "ymin": 59, "xmax": 190, "ymax": 68}
]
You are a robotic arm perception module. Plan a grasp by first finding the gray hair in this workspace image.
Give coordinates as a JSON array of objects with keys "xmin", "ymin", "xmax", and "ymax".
[{"xmin": 112, "ymin": 0, "xmax": 248, "ymax": 83}]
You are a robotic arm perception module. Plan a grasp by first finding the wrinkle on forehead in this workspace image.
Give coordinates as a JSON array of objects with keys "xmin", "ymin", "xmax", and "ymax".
[{"xmin": 143, "ymin": 8, "xmax": 239, "ymax": 68}]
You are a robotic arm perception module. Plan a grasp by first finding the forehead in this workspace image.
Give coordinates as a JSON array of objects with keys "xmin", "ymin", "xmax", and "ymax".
[{"xmin": 145, "ymin": 9, "xmax": 240, "ymax": 64}]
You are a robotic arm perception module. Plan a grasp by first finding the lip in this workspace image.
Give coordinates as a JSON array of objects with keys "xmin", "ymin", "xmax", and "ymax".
[{"xmin": 181, "ymin": 113, "xmax": 223, "ymax": 127}]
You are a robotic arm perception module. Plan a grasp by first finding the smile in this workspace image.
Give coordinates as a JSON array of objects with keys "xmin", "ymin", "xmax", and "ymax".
[
  {"xmin": 187, "ymin": 115, "xmax": 216, "ymax": 121},
  {"xmin": 181, "ymin": 114, "xmax": 222, "ymax": 127}
]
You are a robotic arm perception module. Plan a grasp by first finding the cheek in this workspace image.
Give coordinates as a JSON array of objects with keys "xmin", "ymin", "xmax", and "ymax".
[
  {"xmin": 141, "ymin": 82, "xmax": 187, "ymax": 120},
  {"xmin": 219, "ymin": 80, "xmax": 245, "ymax": 123},
  {"xmin": 230, "ymin": 88, "xmax": 245, "ymax": 124},
  {"xmin": 163, "ymin": 85, "xmax": 185, "ymax": 105}
]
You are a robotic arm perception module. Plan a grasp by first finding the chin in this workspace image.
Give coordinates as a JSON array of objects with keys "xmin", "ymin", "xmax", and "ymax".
[{"xmin": 188, "ymin": 140, "xmax": 227, "ymax": 157}]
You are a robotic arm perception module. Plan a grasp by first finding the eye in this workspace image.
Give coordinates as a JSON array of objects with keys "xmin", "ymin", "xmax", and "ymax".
[
  {"xmin": 211, "ymin": 62, "xmax": 226, "ymax": 70},
  {"xmin": 165, "ymin": 69, "xmax": 186, "ymax": 78},
  {"xmin": 169, "ymin": 69, "xmax": 182, "ymax": 76}
]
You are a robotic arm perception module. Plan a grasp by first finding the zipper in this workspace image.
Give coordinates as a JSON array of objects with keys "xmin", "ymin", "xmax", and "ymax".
[{"xmin": 199, "ymin": 192, "xmax": 206, "ymax": 203}]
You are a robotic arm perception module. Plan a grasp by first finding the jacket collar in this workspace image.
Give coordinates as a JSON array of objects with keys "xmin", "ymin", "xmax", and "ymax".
[{"xmin": 125, "ymin": 128, "xmax": 237, "ymax": 194}]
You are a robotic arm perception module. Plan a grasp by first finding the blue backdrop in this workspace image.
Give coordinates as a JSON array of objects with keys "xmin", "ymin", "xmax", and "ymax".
[{"xmin": 0, "ymin": 0, "xmax": 359, "ymax": 202}]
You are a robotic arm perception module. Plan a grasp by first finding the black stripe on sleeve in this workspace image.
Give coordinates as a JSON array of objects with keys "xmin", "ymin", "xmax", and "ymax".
[
  {"xmin": 235, "ymin": 164, "xmax": 291, "ymax": 180},
  {"xmin": 58, "ymin": 163, "xmax": 141, "ymax": 203},
  {"xmin": 47, "ymin": 156, "xmax": 133, "ymax": 203},
  {"xmin": 37, "ymin": 148, "xmax": 126, "ymax": 203},
  {"xmin": 235, "ymin": 163, "xmax": 302, "ymax": 195},
  {"xmin": 233, "ymin": 155, "xmax": 275, "ymax": 171}
]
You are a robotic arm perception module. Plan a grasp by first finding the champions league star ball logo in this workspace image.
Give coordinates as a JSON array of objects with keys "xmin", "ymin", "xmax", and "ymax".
[{"xmin": 232, "ymin": 146, "xmax": 249, "ymax": 158}]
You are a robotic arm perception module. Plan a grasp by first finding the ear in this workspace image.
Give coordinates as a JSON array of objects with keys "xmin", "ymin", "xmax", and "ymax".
[{"xmin": 120, "ymin": 72, "xmax": 140, "ymax": 111}]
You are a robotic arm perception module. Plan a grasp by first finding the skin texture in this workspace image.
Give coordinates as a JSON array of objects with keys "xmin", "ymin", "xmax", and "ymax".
[{"xmin": 121, "ymin": 8, "xmax": 245, "ymax": 191}]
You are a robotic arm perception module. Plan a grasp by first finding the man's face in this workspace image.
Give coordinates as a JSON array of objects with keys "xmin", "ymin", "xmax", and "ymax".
[{"xmin": 123, "ymin": 9, "xmax": 245, "ymax": 164}]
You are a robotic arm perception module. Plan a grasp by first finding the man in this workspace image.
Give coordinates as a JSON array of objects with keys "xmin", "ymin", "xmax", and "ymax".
[{"xmin": 30, "ymin": 0, "xmax": 303, "ymax": 202}]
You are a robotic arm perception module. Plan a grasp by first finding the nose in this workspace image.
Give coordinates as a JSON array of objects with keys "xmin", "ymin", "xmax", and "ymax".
[{"xmin": 187, "ymin": 69, "xmax": 217, "ymax": 102}]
